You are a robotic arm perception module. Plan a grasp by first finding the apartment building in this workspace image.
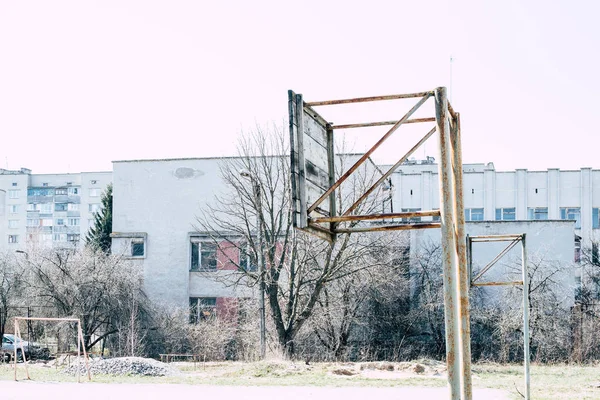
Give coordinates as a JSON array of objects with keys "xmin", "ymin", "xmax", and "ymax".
[
  {"xmin": 392, "ymin": 160, "xmax": 600, "ymax": 245},
  {"xmin": 0, "ymin": 168, "xmax": 112, "ymax": 251}
]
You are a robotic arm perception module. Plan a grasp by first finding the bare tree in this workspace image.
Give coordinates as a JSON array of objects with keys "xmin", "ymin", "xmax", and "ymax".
[
  {"xmin": 196, "ymin": 125, "xmax": 391, "ymax": 357},
  {"xmin": 25, "ymin": 247, "xmax": 148, "ymax": 352},
  {"xmin": 0, "ymin": 252, "xmax": 25, "ymax": 350}
]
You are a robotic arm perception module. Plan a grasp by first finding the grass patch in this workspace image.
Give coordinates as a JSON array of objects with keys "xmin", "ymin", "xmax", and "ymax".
[{"xmin": 1, "ymin": 359, "xmax": 599, "ymax": 398}]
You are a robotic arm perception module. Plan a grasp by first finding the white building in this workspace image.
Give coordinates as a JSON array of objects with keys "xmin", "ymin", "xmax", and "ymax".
[
  {"xmin": 391, "ymin": 160, "xmax": 600, "ymax": 245},
  {"xmin": 0, "ymin": 168, "xmax": 112, "ymax": 251},
  {"xmin": 109, "ymin": 156, "xmax": 587, "ymax": 312},
  {"xmin": 111, "ymin": 157, "xmax": 250, "ymax": 316}
]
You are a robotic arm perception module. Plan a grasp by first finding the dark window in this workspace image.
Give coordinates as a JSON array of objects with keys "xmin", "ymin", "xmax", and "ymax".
[
  {"xmin": 132, "ymin": 241, "xmax": 144, "ymax": 257},
  {"xmin": 189, "ymin": 297, "xmax": 217, "ymax": 323},
  {"xmin": 190, "ymin": 241, "xmax": 217, "ymax": 271},
  {"xmin": 55, "ymin": 203, "xmax": 68, "ymax": 211}
]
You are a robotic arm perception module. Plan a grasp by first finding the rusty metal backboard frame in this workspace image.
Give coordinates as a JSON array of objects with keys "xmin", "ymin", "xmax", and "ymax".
[
  {"xmin": 289, "ymin": 87, "xmax": 472, "ymax": 399},
  {"xmin": 289, "ymin": 89, "xmax": 446, "ymax": 240},
  {"xmin": 467, "ymin": 234, "xmax": 530, "ymax": 400}
]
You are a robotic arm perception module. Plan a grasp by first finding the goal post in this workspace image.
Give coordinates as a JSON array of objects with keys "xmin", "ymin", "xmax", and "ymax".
[{"xmin": 13, "ymin": 317, "xmax": 91, "ymax": 382}]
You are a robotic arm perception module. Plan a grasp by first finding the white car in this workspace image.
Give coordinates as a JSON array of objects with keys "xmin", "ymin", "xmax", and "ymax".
[{"xmin": 1, "ymin": 334, "xmax": 30, "ymax": 362}]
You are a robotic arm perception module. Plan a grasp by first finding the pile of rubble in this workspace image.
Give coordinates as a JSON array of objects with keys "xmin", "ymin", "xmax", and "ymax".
[{"xmin": 64, "ymin": 357, "xmax": 178, "ymax": 377}]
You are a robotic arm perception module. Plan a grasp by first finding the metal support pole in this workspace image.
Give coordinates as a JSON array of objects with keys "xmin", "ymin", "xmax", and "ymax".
[
  {"xmin": 450, "ymin": 112, "xmax": 472, "ymax": 400},
  {"xmin": 254, "ymin": 182, "xmax": 267, "ymax": 360},
  {"xmin": 521, "ymin": 234, "xmax": 530, "ymax": 400},
  {"xmin": 435, "ymin": 86, "xmax": 462, "ymax": 399}
]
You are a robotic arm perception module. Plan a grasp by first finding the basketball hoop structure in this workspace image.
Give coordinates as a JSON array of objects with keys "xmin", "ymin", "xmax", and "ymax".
[{"xmin": 289, "ymin": 87, "xmax": 472, "ymax": 399}]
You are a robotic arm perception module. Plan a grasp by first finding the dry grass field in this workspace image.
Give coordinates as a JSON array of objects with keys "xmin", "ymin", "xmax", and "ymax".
[{"xmin": 1, "ymin": 358, "xmax": 599, "ymax": 399}]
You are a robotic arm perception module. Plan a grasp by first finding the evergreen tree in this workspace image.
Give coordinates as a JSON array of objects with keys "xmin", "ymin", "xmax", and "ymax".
[{"xmin": 86, "ymin": 184, "xmax": 113, "ymax": 253}]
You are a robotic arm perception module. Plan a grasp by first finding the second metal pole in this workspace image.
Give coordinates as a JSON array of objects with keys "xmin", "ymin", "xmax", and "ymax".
[
  {"xmin": 435, "ymin": 86, "xmax": 462, "ymax": 399},
  {"xmin": 521, "ymin": 234, "xmax": 530, "ymax": 400}
]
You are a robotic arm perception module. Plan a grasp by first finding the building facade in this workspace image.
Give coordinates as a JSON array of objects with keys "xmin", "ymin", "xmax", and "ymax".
[
  {"xmin": 0, "ymin": 168, "xmax": 112, "ymax": 251},
  {"xmin": 391, "ymin": 160, "xmax": 600, "ymax": 246},
  {"xmin": 110, "ymin": 157, "xmax": 252, "ymax": 315}
]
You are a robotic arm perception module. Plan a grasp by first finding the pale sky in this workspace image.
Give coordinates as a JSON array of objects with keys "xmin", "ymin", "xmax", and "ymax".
[{"xmin": 1, "ymin": 1, "xmax": 598, "ymax": 174}]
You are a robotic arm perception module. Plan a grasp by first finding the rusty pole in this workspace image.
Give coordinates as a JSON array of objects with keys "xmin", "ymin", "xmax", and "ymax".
[
  {"xmin": 450, "ymin": 112, "xmax": 472, "ymax": 400},
  {"xmin": 435, "ymin": 86, "xmax": 461, "ymax": 399},
  {"xmin": 522, "ymin": 234, "xmax": 531, "ymax": 400}
]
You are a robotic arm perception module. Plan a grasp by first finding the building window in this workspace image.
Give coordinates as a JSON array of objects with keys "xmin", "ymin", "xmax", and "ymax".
[
  {"xmin": 55, "ymin": 188, "xmax": 68, "ymax": 195},
  {"xmin": 8, "ymin": 235, "xmax": 18, "ymax": 244},
  {"xmin": 190, "ymin": 239, "xmax": 217, "ymax": 271},
  {"xmin": 89, "ymin": 188, "xmax": 100, "ymax": 197},
  {"xmin": 53, "ymin": 234, "xmax": 67, "ymax": 242},
  {"xmin": 131, "ymin": 239, "xmax": 145, "ymax": 257},
  {"xmin": 8, "ymin": 220, "xmax": 18, "ymax": 229},
  {"xmin": 42, "ymin": 234, "xmax": 52, "ymax": 242},
  {"xmin": 41, "ymin": 204, "xmax": 53, "ymax": 214},
  {"xmin": 9, "ymin": 205, "xmax": 19, "ymax": 214},
  {"xmin": 401, "ymin": 208, "xmax": 421, "ymax": 223},
  {"xmin": 89, "ymin": 204, "xmax": 101, "ymax": 213},
  {"xmin": 593, "ymin": 208, "xmax": 600, "ymax": 229},
  {"xmin": 41, "ymin": 218, "xmax": 53, "ymax": 227},
  {"xmin": 68, "ymin": 218, "xmax": 80, "ymax": 226},
  {"xmin": 465, "ymin": 208, "xmax": 484, "ymax": 221},
  {"xmin": 560, "ymin": 207, "xmax": 581, "ymax": 229},
  {"xmin": 8, "ymin": 190, "xmax": 20, "ymax": 199},
  {"xmin": 42, "ymin": 183, "xmax": 48, "ymax": 187},
  {"xmin": 67, "ymin": 234, "xmax": 80, "ymax": 242},
  {"xmin": 527, "ymin": 207, "xmax": 548, "ymax": 220},
  {"xmin": 495, "ymin": 207, "xmax": 516, "ymax": 221},
  {"xmin": 68, "ymin": 187, "xmax": 79, "ymax": 195},
  {"xmin": 67, "ymin": 203, "xmax": 79, "ymax": 211},
  {"xmin": 55, "ymin": 203, "xmax": 68, "ymax": 211},
  {"xmin": 189, "ymin": 297, "xmax": 217, "ymax": 323},
  {"xmin": 27, "ymin": 219, "xmax": 39, "ymax": 227},
  {"xmin": 55, "ymin": 218, "xmax": 65, "ymax": 226},
  {"xmin": 239, "ymin": 243, "xmax": 257, "ymax": 272},
  {"xmin": 12, "ymin": 182, "xmax": 17, "ymax": 187}
]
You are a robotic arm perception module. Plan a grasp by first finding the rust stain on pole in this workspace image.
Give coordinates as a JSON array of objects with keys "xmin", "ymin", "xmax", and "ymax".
[
  {"xmin": 312, "ymin": 210, "xmax": 440, "ymax": 223},
  {"xmin": 333, "ymin": 222, "xmax": 441, "ymax": 234}
]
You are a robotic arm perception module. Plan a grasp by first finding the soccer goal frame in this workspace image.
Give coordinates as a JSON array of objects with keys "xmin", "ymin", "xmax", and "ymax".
[{"xmin": 13, "ymin": 316, "xmax": 91, "ymax": 382}]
